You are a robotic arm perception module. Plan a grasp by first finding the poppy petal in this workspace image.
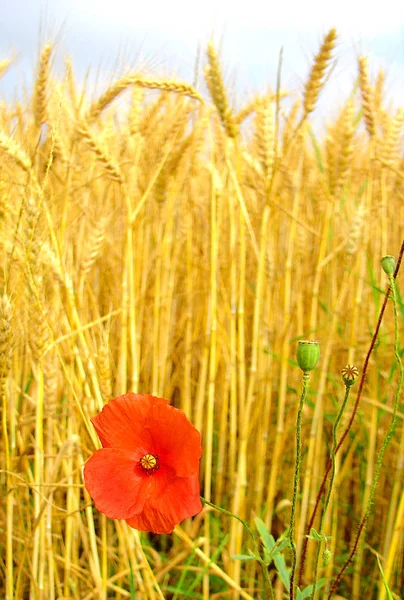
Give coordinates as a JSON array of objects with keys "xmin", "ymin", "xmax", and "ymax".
[
  {"xmin": 126, "ymin": 472, "xmax": 202, "ymax": 534},
  {"xmin": 91, "ymin": 393, "xmax": 168, "ymax": 453},
  {"xmin": 84, "ymin": 448, "xmax": 150, "ymax": 519},
  {"xmin": 146, "ymin": 403, "xmax": 202, "ymax": 477},
  {"xmin": 85, "ymin": 393, "xmax": 203, "ymax": 533}
]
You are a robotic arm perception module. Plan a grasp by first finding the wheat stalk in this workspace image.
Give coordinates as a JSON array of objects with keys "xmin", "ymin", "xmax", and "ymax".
[{"xmin": 0, "ymin": 294, "xmax": 13, "ymax": 600}]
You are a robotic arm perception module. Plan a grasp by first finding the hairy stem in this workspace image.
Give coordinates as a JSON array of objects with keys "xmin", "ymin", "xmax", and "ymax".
[
  {"xmin": 298, "ymin": 238, "xmax": 404, "ymax": 587},
  {"xmin": 328, "ymin": 267, "xmax": 403, "ymax": 598},
  {"xmin": 201, "ymin": 497, "xmax": 274, "ymax": 599},
  {"xmin": 289, "ymin": 372, "xmax": 310, "ymax": 599}
]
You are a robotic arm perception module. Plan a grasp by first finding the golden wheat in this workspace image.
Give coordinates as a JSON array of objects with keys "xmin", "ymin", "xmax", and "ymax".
[
  {"xmin": 358, "ymin": 56, "xmax": 376, "ymax": 138},
  {"xmin": 0, "ymin": 58, "xmax": 13, "ymax": 79},
  {"xmin": 88, "ymin": 74, "xmax": 203, "ymax": 120},
  {"xmin": 381, "ymin": 107, "xmax": 404, "ymax": 165},
  {"xmin": 32, "ymin": 44, "xmax": 52, "ymax": 127},
  {"xmin": 303, "ymin": 28, "xmax": 337, "ymax": 116},
  {"xmin": 0, "ymin": 129, "xmax": 32, "ymax": 172},
  {"xmin": 0, "ymin": 40, "xmax": 403, "ymax": 600},
  {"xmin": 205, "ymin": 42, "xmax": 238, "ymax": 138},
  {"xmin": 76, "ymin": 118, "xmax": 123, "ymax": 182}
]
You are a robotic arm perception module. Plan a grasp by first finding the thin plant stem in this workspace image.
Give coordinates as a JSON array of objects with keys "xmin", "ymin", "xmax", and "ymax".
[
  {"xmin": 201, "ymin": 497, "xmax": 275, "ymax": 600},
  {"xmin": 328, "ymin": 268, "xmax": 403, "ymax": 598},
  {"xmin": 298, "ymin": 238, "xmax": 404, "ymax": 587},
  {"xmin": 310, "ymin": 382, "xmax": 354, "ymax": 600},
  {"xmin": 289, "ymin": 372, "xmax": 310, "ymax": 600}
]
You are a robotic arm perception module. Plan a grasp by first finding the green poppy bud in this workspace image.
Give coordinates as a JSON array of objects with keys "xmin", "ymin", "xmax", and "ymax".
[
  {"xmin": 296, "ymin": 341, "xmax": 320, "ymax": 373},
  {"xmin": 341, "ymin": 365, "xmax": 359, "ymax": 387},
  {"xmin": 381, "ymin": 255, "xmax": 396, "ymax": 277}
]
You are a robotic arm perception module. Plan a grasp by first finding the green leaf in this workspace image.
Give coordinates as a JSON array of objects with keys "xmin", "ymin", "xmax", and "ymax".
[
  {"xmin": 297, "ymin": 578, "xmax": 326, "ymax": 599},
  {"xmin": 254, "ymin": 517, "xmax": 275, "ymax": 551},
  {"xmin": 309, "ymin": 528, "xmax": 323, "ymax": 541},
  {"xmin": 305, "ymin": 528, "xmax": 330, "ymax": 542},
  {"xmin": 172, "ymin": 547, "xmax": 197, "ymax": 600},
  {"xmin": 231, "ymin": 554, "xmax": 257, "ymax": 561},
  {"xmin": 185, "ymin": 534, "xmax": 229, "ymax": 596},
  {"xmin": 274, "ymin": 552, "xmax": 290, "ymax": 589},
  {"xmin": 376, "ymin": 555, "xmax": 394, "ymax": 600},
  {"xmin": 276, "ymin": 538, "xmax": 291, "ymax": 553},
  {"xmin": 129, "ymin": 560, "xmax": 136, "ymax": 600}
]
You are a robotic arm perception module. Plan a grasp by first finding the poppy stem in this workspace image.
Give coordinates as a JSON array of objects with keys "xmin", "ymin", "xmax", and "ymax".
[
  {"xmin": 200, "ymin": 496, "xmax": 275, "ymax": 599},
  {"xmin": 200, "ymin": 496, "xmax": 256, "ymax": 545},
  {"xmin": 289, "ymin": 372, "xmax": 310, "ymax": 600}
]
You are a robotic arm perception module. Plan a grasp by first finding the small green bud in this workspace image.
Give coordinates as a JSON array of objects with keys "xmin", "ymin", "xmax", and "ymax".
[
  {"xmin": 322, "ymin": 548, "xmax": 332, "ymax": 566},
  {"xmin": 296, "ymin": 341, "xmax": 320, "ymax": 373},
  {"xmin": 341, "ymin": 365, "xmax": 359, "ymax": 387},
  {"xmin": 381, "ymin": 255, "xmax": 396, "ymax": 277}
]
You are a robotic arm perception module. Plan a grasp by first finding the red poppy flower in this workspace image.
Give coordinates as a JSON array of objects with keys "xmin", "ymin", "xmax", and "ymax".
[{"xmin": 84, "ymin": 393, "xmax": 202, "ymax": 534}]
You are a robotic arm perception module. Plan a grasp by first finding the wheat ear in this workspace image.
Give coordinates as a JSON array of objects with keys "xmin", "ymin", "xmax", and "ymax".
[
  {"xmin": 373, "ymin": 69, "xmax": 385, "ymax": 113},
  {"xmin": 76, "ymin": 119, "xmax": 123, "ymax": 183},
  {"xmin": 234, "ymin": 96, "xmax": 258, "ymax": 125},
  {"xmin": 381, "ymin": 108, "xmax": 404, "ymax": 166},
  {"xmin": 205, "ymin": 42, "xmax": 238, "ymax": 138},
  {"xmin": 97, "ymin": 340, "xmax": 112, "ymax": 401},
  {"xmin": 282, "ymin": 99, "xmax": 301, "ymax": 149},
  {"xmin": 334, "ymin": 99, "xmax": 356, "ymax": 195},
  {"xmin": 346, "ymin": 203, "xmax": 366, "ymax": 256},
  {"xmin": 303, "ymin": 28, "xmax": 337, "ymax": 116},
  {"xmin": 0, "ymin": 58, "xmax": 13, "ymax": 79},
  {"xmin": 80, "ymin": 215, "xmax": 109, "ymax": 278},
  {"xmin": 358, "ymin": 57, "xmax": 376, "ymax": 137},
  {"xmin": 0, "ymin": 130, "xmax": 32, "ymax": 172},
  {"xmin": 88, "ymin": 75, "xmax": 203, "ymax": 120},
  {"xmin": 0, "ymin": 294, "xmax": 12, "ymax": 384},
  {"xmin": 32, "ymin": 44, "xmax": 52, "ymax": 127},
  {"xmin": 254, "ymin": 94, "xmax": 275, "ymax": 185}
]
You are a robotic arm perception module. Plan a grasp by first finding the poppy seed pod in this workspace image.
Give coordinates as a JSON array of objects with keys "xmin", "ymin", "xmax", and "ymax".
[
  {"xmin": 296, "ymin": 341, "xmax": 320, "ymax": 373},
  {"xmin": 341, "ymin": 365, "xmax": 359, "ymax": 386},
  {"xmin": 381, "ymin": 255, "xmax": 396, "ymax": 277}
]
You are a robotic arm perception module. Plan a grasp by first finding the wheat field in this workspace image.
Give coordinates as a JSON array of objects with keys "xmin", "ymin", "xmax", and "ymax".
[{"xmin": 0, "ymin": 30, "xmax": 403, "ymax": 600}]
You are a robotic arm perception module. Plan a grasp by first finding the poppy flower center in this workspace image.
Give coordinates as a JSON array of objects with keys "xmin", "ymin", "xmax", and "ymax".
[{"xmin": 139, "ymin": 453, "xmax": 160, "ymax": 475}]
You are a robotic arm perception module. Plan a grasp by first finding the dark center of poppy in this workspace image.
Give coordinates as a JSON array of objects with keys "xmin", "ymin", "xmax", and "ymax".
[{"xmin": 139, "ymin": 453, "xmax": 160, "ymax": 475}]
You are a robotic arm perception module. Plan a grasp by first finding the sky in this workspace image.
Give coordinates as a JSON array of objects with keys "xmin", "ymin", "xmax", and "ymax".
[{"xmin": 1, "ymin": 0, "xmax": 404, "ymax": 120}]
